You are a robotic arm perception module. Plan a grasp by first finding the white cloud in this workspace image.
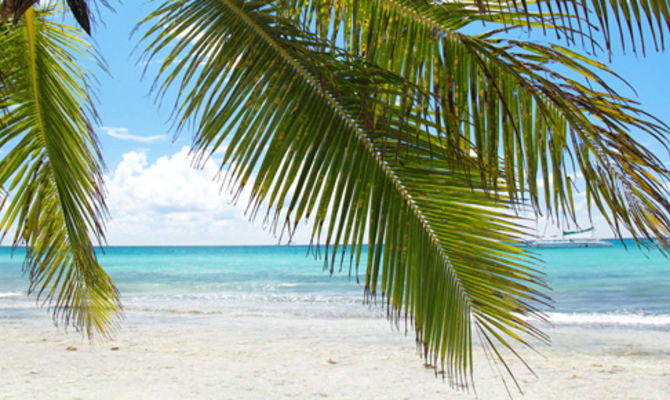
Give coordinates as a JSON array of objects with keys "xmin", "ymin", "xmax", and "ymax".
[
  {"xmin": 104, "ymin": 147, "xmax": 312, "ymax": 246},
  {"xmin": 102, "ymin": 127, "xmax": 168, "ymax": 143}
]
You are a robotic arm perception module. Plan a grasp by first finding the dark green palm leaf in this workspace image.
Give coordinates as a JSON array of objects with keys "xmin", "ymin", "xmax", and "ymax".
[
  {"xmin": 1, "ymin": 0, "xmax": 38, "ymax": 24},
  {"xmin": 141, "ymin": 0, "xmax": 554, "ymax": 388},
  {"xmin": 65, "ymin": 0, "xmax": 92, "ymax": 34},
  {"xmin": 509, "ymin": 0, "xmax": 670, "ymax": 53},
  {"xmin": 1, "ymin": 0, "xmax": 114, "ymax": 34},
  {"xmin": 345, "ymin": 0, "xmax": 670, "ymax": 54},
  {"xmin": 285, "ymin": 0, "xmax": 670, "ymax": 244}
]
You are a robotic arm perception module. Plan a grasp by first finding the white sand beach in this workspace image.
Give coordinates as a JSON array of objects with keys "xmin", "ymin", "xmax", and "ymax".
[{"xmin": 2, "ymin": 309, "xmax": 669, "ymax": 400}]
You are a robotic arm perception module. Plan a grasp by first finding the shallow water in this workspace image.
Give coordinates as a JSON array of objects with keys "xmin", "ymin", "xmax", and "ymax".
[{"xmin": 0, "ymin": 241, "xmax": 668, "ymax": 327}]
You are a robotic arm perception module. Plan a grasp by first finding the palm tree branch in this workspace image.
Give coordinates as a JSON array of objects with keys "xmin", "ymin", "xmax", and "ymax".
[
  {"xmin": 0, "ymin": 6, "xmax": 120, "ymax": 337},
  {"xmin": 141, "ymin": 0, "xmax": 551, "ymax": 387},
  {"xmin": 1, "ymin": 0, "xmax": 116, "ymax": 35},
  {"xmin": 282, "ymin": 0, "xmax": 670, "ymax": 243},
  {"xmin": 143, "ymin": 0, "xmax": 462, "ymax": 267}
]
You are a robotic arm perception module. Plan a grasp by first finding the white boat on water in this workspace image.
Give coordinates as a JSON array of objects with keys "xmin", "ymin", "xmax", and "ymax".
[{"xmin": 528, "ymin": 227, "xmax": 613, "ymax": 248}]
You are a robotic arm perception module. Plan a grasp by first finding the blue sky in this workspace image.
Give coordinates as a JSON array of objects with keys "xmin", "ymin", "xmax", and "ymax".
[{"xmin": 70, "ymin": 3, "xmax": 670, "ymax": 245}]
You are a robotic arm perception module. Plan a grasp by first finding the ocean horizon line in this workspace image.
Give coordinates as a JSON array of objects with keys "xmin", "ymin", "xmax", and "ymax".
[{"xmin": 0, "ymin": 237, "xmax": 644, "ymax": 249}]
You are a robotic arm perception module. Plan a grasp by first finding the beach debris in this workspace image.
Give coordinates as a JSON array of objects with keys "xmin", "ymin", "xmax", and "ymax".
[
  {"xmin": 608, "ymin": 365, "xmax": 624, "ymax": 373},
  {"xmin": 110, "ymin": 346, "xmax": 120, "ymax": 351},
  {"xmin": 326, "ymin": 358, "xmax": 336, "ymax": 365},
  {"xmin": 66, "ymin": 346, "xmax": 77, "ymax": 351}
]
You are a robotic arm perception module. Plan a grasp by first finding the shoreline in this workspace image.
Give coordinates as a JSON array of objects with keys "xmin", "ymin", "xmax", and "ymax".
[{"xmin": 2, "ymin": 309, "xmax": 669, "ymax": 399}]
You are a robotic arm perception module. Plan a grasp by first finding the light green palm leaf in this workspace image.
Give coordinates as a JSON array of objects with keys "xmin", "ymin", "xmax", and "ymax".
[{"xmin": 0, "ymin": 6, "xmax": 120, "ymax": 338}]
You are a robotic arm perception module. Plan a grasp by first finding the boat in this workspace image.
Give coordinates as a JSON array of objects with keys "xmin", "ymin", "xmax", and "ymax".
[{"xmin": 528, "ymin": 227, "xmax": 613, "ymax": 248}]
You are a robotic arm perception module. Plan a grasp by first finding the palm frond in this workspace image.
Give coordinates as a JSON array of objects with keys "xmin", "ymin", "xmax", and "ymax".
[
  {"xmin": 338, "ymin": 0, "xmax": 670, "ymax": 54},
  {"xmin": 1, "ymin": 0, "xmax": 39, "ymax": 24},
  {"xmin": 64, "ymin": 0, "xmax": 92, "ymax": 34},
  {"xmin": 285, "ymin": 0, "xmax": 670, "ymax": 243},
  {"xmin": 1, "ymin": 0, "xmax": 115, "ymax": 34},
  {"xmin": 141, "ymin": 0, "xmax": 552, "ymax": 388},
  {"xmin": 508, "ymin": 0, "xmax": 670, "ymax": 54},
  {"xmin": 0, "ymin": 6, "xmax": 120, "ymax": 338}
]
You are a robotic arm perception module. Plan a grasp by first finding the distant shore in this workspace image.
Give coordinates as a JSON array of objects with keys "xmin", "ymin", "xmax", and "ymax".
[{"xmin": 1, "ymin": 309, "xmax": 669, "ymax": 400}]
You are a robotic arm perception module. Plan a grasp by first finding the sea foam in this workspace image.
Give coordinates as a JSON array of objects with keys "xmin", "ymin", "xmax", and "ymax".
[{"xmin": 547, "ymin": 312, "xmax": 670, "ymax": 327}]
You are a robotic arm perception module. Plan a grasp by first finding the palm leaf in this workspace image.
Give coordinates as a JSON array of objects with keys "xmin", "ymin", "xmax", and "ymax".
[
  {"xmin": 0, "ymin": 6, "xmax": 120, "ymax": 338},
  {"xmin": 286, "ymin": 0, "xmax": 670, "ymax": 243},
  {"xmin": 2, "ymin": 0, "xmax": 39, "ymax": 24},
  {"xmin": 1, "ymin": 0, "xmax": 115, "ymax": 35},
  {"xmin": 513, "ymin": 0, "xmax": 670, "ymax": 53},
  {"xmin": 141, "ymin": 0, "xmax": 553, "ymax": 388},
  {"xmin": 351, "ymin": 0, "xmax": 670, "ymax": 54},
  {"xmin": 64, "ymin": 0, "xmax": 92, "ymax": 34}
]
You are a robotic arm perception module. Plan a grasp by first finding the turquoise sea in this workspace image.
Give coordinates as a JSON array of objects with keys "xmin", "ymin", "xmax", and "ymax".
[{"xmin": 0, "ymin": 240, "xmax": 669, "ymax": 327}]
